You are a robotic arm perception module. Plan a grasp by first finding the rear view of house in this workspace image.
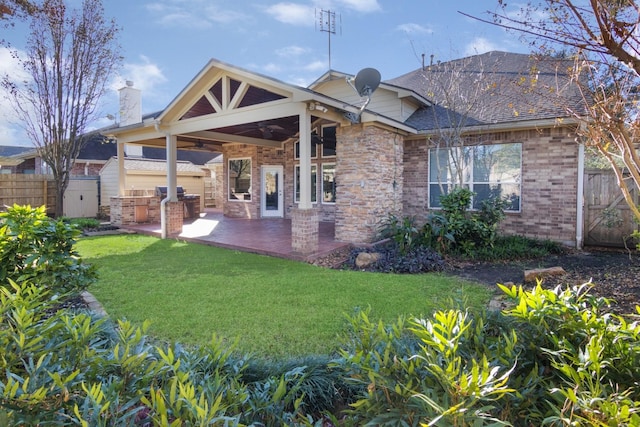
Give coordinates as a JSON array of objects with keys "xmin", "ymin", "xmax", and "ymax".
[{"xmin": 105, "ymin": 51, "xmax": 588, "ymax": 252}]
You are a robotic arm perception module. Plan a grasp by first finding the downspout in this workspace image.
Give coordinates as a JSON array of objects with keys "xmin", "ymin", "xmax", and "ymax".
[
  {"xmin": 576, "ymin": 141, "xmax": 585, "ymax": 249},
  {"xmin": 155, "ymin": 122, "xmax": 177, "ymax": 239}
]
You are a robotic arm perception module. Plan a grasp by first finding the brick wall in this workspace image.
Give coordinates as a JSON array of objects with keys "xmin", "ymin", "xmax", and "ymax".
[
  {"xmin": 70, "ymin": 162, "xmax": 104, "ymax": 176},
  {"xmin": 222, "ymin": 144, "xmax": 260, "ymax": 218},
  {"xmin": 335, "ymin": 124, "xmax": 404, "ymax": 243},
  {"xmin": 109, "ymin": 196, "xmax": 161, "ymax": 225},
  {"xmin": 165, "ymin": 201, "xmax": 183, "ymax": 236},
  {"xmin": 501, "ymin": 127, "xmax": 580, "ymax": 246},
  {"xmin": 223, "ymin": 140, "xmax": 337, "ymax": 221},
  {"xmin": 291, "ymin": 207, "xmax": 319, "ymax": 254},
  {"xmin": 403, "ymin": 139, "xmax": 429, "ymax": 223},
  {"xmin": 402, "ymin": 126, "xmax": 581, "ymax": 246}
]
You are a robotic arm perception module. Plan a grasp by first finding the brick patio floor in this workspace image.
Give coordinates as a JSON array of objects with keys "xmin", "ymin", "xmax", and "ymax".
[{"xmin": 123, "ymin": 208, "xmax": 350, "ymax": 261}]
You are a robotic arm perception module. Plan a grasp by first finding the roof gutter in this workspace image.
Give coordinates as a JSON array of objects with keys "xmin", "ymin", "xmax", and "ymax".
[{"xmin": 408, "ymin": 117, "xmax": 582, "ymax": 139}]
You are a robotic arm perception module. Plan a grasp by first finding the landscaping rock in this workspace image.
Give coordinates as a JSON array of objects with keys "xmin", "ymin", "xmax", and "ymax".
[
  {"xmin": 356, "ymin": 252, "xmax": 381, "ymax": 268},
  {"xmin": 524, "ymin": 266, "xmax": 566, "ymax": 283}
]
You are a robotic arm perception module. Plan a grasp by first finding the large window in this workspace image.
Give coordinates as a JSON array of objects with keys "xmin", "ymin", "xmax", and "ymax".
[
  {"xmin": 322, "ymin": 163, "xmax": 336, "ymax": 203},
  {"xmin": 294, "ymin": 137, "xmax": 318, "ymax": 159},
  {"xmin": 429, "ymin": 143, "xmax": 522, "ymax": 211},
  {"xmin": 294, "ymin": 164, "xmax": 317, "ymax": 203},
  {"xmin": 228, "ymin": 158, "xmax": 252, "ymax": 201},
  {"xmin": 321, "ymin": 125, "xmax": 336, "ymax": 157}
]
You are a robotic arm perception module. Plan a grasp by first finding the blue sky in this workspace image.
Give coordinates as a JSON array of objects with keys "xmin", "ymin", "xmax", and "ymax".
[{"xmin": 0, "ymin": 0, "xmax": 531, "ymax": 146}]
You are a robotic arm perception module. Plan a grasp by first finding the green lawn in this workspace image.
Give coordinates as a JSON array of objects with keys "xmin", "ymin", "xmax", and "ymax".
[{"xmin": 76, "ymin": 234, "xmax": 492, "ymax": 359}]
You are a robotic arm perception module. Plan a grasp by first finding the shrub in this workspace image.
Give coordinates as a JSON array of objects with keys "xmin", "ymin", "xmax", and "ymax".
[
  {"xmin": 0, "ymin": 204, "xmax": 97, "ymax": 296},
  {"xmin": 62, "ymin": 217, "xmax": 101, "ymax": 230},
  {"xmin": 378, "ymin": 214, "xmax": 421, "ymax": 254},
  {"xmin": 0, "ymin": 279, "xmax": 332, "ymax": 426},
  {"xmin": 338, "ymin": 284, "xmax": 640, "ymax": 426},
  {"xmin": 432, "ymin": 187, "xmax": 509, "ymax": 255},
  {"xmin": 467, "ymin": 235, "xmax": 565, "ymax": 261}
]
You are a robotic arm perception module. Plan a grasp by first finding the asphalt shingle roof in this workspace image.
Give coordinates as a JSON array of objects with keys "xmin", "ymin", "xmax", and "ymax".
[
  {"xmin": 77, "ymin": 133, "xmax": 218, "ymax": 165},
  {"xmin": 386, "ymin": 51, "xmax": 586, "ymax": 131},
  {"xmin": 0, "ymin": 146, "xmax": 34, "ymax": 157}
]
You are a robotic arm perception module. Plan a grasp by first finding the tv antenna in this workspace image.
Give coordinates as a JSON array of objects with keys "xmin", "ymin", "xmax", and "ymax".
[{"xmin": 316, "ymin": 9, "xmax": 341, "ymax": 70}]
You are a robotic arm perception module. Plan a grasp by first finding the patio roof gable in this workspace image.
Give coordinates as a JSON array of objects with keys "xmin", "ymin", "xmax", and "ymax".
[{"xmin": 159, "ymin": 59, "xmax": 312, "ymax": 124}]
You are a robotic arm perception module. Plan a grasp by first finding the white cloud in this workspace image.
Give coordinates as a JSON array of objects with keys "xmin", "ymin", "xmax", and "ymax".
[
  {"xmin": 336, "ymin": 0, "xmax": 381, "ymax": 13},
  {"xmin": 145, "ymin": 1, "xmax": 246, "ymax": 28},
  {"xmin": 266, "ymin": 3, "xmax": 315, "ymax": 26},
  {"xmin": 265, "ymin": 0, "xmax": 380, "ymax": 26},
  {"xmin": 464, "ymin": 37, "xmax": 502, "ymax": 56},
  {"xmin": 275, "ymin": 45, "xmax": 311, "ymax": 58},
  {"xmin": 204, "ymin": 6, "xmax": 247, "ymax": 24},
  {"xmin": 396, "ymin": 23, "xmax": 433, "ymax": 35},
  {"xmin": 304, "ymin": 60, "xmax": 327, "ymax": 72},
  {"xmin": 112, "ymin": 55, "xmax": 168, "ymax": 95},
  {"xmin": 263, "ymin": 63, "xmax": 283, "ymax": 74}
]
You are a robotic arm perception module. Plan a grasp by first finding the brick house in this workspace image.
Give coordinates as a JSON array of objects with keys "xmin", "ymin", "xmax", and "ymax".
[{"xmin": 105, "ymin": 51, "xmax": 587, "ymax": 252}]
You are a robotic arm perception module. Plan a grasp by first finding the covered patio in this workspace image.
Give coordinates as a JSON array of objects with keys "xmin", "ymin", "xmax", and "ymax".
[{"xmin": 123, "ymin": 208, "xmax": 350, "ymax": 262}]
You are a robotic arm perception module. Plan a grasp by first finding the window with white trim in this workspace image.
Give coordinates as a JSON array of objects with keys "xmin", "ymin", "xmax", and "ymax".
[
  {"xmin": 428, "ymin": 143, "xmax": 522, "ymax": 211},
  {"xmin": 322, "ymin": 163, "xmax": 336, "ymax": 204},
  {"xmin": 294, "ymin": 137, "xmax": 318, "ymax": 159},
  {"xmin": 228, "ymin": 158, "xmax": 252, "ymax": 201},
  {"xmin": 321, "ymin": 125, "xmax": 336, "ymax": 157},
  {"xmin": 294, "ymin": 164, "xmax": 317, "ymax": 203}
]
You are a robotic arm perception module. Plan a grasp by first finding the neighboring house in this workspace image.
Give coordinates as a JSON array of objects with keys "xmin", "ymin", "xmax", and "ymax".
[
  {"xmin": 74, "ymin": 132, "xmax": 219, "ymax": 177},
  {"xmin": 0, "ymin": 146, "xmax": 46, "ymax": 174},
  {"xmin": 105, "ymin": 51, "xmax": 588, "ymax": 252}
]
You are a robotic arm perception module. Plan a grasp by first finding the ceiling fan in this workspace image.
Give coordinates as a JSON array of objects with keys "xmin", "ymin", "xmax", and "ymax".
[{"xmin": 237, "ymin": 122, "xmax": 285, "ymax": 139}]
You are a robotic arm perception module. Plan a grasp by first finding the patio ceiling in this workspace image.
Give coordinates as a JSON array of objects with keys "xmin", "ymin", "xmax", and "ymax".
[{"xmin": 132, "ymin": 114, "xmax": 320, "ymax": 153}]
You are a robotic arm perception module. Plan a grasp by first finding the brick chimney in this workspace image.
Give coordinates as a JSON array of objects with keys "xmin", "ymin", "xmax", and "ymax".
[
  {"xmin": 118, "ymin": 80, "xmax": 142, "ymax": 126},
  {"xmin": 119, "ymin": 80, "xmax": 143, "ymax": 157}
]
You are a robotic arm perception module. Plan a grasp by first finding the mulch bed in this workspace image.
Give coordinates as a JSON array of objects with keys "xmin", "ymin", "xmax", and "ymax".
[{"xmin": 316, "ymin": 246, "xmax": 640, "ymax": 317}]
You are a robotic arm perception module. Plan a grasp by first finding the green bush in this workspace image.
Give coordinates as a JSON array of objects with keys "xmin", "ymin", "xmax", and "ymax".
[
  {"xmin": 0, "ymin": 204, "xmax": 97, "ymax": 296},
  {"xmin": 337, "ymin": 284, "xmax": 640, "ymax": 426},
  {"xmin": 468, "ymin": 235, "xmax": 565, "ymax": 261},
  {"xmin": 379, "ymin": 214, "xmax": 421, "ymax": 254},
  {"xmin": 0, "ymin": 279, "xmax": 325, "ymax": 426},
  {"xmin": 3, "ymin": 204, "xmax": 639, "ymax": 426},
  {"xmin": 61, "ymin": 217, "xmax": 102, "ymax": 230}
]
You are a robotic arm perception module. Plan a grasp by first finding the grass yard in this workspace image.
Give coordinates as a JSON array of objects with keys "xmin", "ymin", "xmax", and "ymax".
[{"xmin": 76, "ymin": 234, "xmax": 491, "ymax": 359}]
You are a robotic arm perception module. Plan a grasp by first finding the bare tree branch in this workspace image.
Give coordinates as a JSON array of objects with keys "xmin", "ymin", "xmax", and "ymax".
[{"xmin": 1, "ymin": 0, "xmax": 122, "ymax": 216}]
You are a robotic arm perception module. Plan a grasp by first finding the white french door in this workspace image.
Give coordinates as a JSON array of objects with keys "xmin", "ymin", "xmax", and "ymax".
[{"xmin": 261, "ymin": 165, "xmax": 283, "ymax": 217}]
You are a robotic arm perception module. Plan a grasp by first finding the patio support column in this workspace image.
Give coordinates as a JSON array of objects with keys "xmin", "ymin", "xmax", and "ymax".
[
  {"xmin": 117, "ymin": 141, "xmax": 125, "ymax": 196},
  {"xmin": 161, "ymin": 133, "xmax": 183, "ymax": 238},
  {"xmin": 292, "ymin": 105, "xmax": 318, "ymax": 254}
]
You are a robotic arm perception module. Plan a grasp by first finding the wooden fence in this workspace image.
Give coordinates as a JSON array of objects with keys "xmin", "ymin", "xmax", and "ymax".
[
  {"xmin": 0, "ymin": 174, "xmax": 57, "ymax": 214},
  {"xmin": 584, "ymin": 169, "xmax": 639, "ymax": 248}
]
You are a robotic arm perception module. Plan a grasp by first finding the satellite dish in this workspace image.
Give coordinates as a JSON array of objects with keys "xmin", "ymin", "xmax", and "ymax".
[
  {"xmin": 344, "ymin": 67, "xmax": 382, "ymax": 123},
  {"xmin": 354, "ymin": 68, "xmax": 381, "ymax": 97}
]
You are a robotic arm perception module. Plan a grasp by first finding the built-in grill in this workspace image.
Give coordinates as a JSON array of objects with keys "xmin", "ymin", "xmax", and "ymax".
[
  {"xmin": 155, "ymin": 186, "xmax": 200, "ymax": 219},
  {"xmin": 155, "ymin": 186, "xmax": 185, "ymax": 200}
]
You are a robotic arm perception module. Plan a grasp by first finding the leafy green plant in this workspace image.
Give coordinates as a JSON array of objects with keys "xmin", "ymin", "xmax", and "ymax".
[
  {"xmin": 498, "ymin": 282, "xmax": 640, "ymax": 425},
  {"xmin": 338, "ymin": 307, "xmax": 516, "ymax": 426},
  {"xmin": 379, "ymin": 214, "xmax": 421, "ymax": 254},
  {"xmin": 62, "ymin": 217, "xmax": 102, "ymax": 231},
  {"xmin": 0, "ymin": 204, "xmax": 96, "ymax": 296},
  {"xmin": 468, "ymin": 235, "xmax": 564, "ymax": 261}
]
